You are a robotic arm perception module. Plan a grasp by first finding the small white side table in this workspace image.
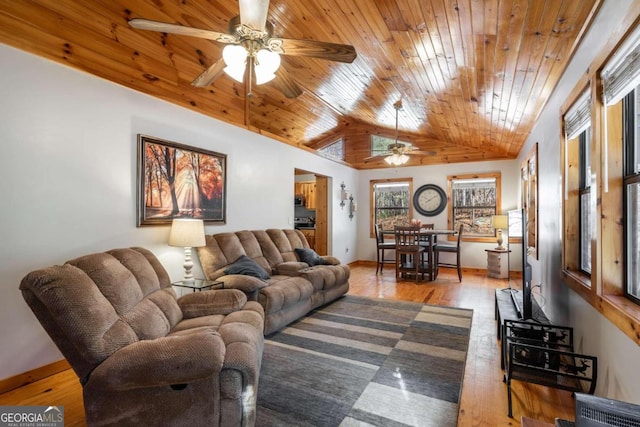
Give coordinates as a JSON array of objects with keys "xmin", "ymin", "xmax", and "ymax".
[{"xmin": 485, "ymin": 248, "xmax": 510, "ymax": 279}]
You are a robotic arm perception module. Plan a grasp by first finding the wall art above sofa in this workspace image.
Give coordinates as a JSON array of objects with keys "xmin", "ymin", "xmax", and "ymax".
[{"xmin": 137, "ymin": 134, "xmax": 226, "ymax": 226}]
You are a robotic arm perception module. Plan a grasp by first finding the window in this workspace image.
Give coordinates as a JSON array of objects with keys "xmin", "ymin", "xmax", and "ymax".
[
  {"xmin": 370, "ymin": 178, "xmax": 413, "ymax": 235},
  {"xmin": 579, "ymin": 128, "xmax": 592, "ymax": 274},
  {"xmin": 624, "ymin": 87, "xmax": 640, "ymax": 302},
  {"xmin": 600, "ymin": 24, "xmax": 640, "ymax": 307},
  {"xmin": 560, "ymin": 21, "xmax": 640, "ymax": 344},
  {"xmin": 318, "ymin": 138, "xmax": 344, "ymax": 161},
  {"xmin": 562, "ymin": 87, "xmax": 592, "ymax": 283},
  {"xmin": 371, "ymin": 135, "xmax": 411, "ymax": 156},
  {"xmin": 447, "ymin": 173, "xmax": 501, "ymax": 241}
]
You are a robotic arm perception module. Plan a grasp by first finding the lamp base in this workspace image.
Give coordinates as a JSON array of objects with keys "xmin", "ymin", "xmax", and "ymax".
[
  {"xmin": 182, "ymin": 247, "xmax": 195, "ymax": 283},
  {"xmin": 495, "ymin": 229, "xmax": 505, "ymax": 251}
]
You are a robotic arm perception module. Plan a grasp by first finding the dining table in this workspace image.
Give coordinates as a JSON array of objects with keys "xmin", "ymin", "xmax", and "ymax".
[{"xmin": 383, "ymin": 227, "xmax": 458, "ymax": 281}]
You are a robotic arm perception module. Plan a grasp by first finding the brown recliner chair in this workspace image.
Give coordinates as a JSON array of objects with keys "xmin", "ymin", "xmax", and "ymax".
[{"xmin": 19, "ymin": 247, "xmax": 264, "ymax": 427}]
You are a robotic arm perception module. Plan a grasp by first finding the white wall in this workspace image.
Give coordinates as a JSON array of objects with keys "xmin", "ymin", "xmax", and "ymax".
[
  {"xmin": 356, "ymin": 160, "xmax": 522, "ymax": 270},
  {"xmin": 0, "ymin": 43, "xmax": 358, "ymax": 380},
  {"xmin": 519, "ymin": 0, "xmax": 640, "ymax": 403}
]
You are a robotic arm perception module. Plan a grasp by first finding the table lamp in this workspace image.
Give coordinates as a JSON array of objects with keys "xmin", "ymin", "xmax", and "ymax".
[
  {"xmin": 492, "ymin": 214, "xmax": 509, "ymax": 250},
  {"xmin": 168, "ymin": 218, "xmax": 206, "ymax": 283}
]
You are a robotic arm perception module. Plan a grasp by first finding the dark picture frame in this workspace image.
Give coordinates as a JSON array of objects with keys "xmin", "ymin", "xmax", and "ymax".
[{"xmin": 137, "ymin": 134, "xmax": 226, "ymax": 226}]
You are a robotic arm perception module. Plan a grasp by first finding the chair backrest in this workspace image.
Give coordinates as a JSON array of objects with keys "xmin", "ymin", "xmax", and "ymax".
[
  {"xmin": 394, "ymin": 225, "xmax": 421, "ymax": 248},
  {"xmin": 455, "ymin": 223, "xmax": 464, "ymax": 248},
  {"xmin": 374, "ymin": 223, "xmax": 385, "ymax": 244},
  {"xmin": 19, "ymin": 247, "xmax": 181, "ymax": 382}
]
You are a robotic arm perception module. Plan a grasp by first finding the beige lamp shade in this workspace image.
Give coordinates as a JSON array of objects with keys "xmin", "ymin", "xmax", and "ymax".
[
  {"xmin": 168, "ymin": 218, "xmax": 206, "ymax": 248},
  {"xmin": 491, "ymin": 215, "xmax": 509, "ymax": 230}
]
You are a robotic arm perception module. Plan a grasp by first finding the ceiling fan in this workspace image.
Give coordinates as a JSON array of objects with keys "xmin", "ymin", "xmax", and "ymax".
[
  {"xmin": 364, "ymin": 100, "xmax": 436, "ymax": 165},
  {"xmin": 128, "ymin": 0, "xmax": 357, "ymax": 98}
]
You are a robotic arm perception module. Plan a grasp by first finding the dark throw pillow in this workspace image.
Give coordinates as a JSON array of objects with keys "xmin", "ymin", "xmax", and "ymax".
[
  {"xmin": 224, "ymin": 255, "xmax": 270, "ymax": 280},
  {"xmin": 295, "ymin": 248, "xmax": 331, "ymax": 266}
]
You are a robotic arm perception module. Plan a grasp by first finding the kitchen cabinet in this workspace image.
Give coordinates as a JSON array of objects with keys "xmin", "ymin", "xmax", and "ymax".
[
  {"xmin": 300, "ymin": 229, "xmax": 315, "ymax": 250},
  {"xmin": 295, "ymin": 181, "xmax": 316, "ymax": 210}
]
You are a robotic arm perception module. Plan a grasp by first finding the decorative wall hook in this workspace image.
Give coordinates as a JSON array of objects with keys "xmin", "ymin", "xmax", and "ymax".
[{"xmin": 348, "ymin": 195, "xmax": 356, "ymax": 220}]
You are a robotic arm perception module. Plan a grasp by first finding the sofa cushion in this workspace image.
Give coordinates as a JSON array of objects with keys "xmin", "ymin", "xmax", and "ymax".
[
  {"xmin": 224, "ymin": 255, "xmax": 270, "ymax": 280},
  {"xmin": 266, "ymin": 229, "xmax": 309, "ymax": 262},
  {"xmin": 295, "ymin": 248, "xmax": 331, "ymax": 266},
  {"xmin": 258, "ymin": 276, "xmax": 314, "ymax": 314}
]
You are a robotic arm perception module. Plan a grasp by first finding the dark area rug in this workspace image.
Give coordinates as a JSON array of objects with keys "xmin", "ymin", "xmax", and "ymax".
[{"xmin": 255, "ymin": 295, "xmax": 473, "ymax": 427}]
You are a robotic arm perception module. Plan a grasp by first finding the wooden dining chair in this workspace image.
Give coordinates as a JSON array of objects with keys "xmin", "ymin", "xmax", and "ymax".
[
  {"xmin": 394, "ymin": 225, "xmax": 426, "ymax": 282},
  {"xmin": 374, "ymin": 223, "xmax": 395, "ymax": 274},
  {"xmin": 418, "ymin": 223, "xmax": 435, "ymax": 247},
  {"xmin": 435, "ymin": 223, "xmax": 464, "ymax": 282}
]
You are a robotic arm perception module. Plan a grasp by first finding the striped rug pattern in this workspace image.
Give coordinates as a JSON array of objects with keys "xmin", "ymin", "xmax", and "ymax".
[{"xmin": 255, "ymin": 295, "xmax": 473, "ymax": 427}]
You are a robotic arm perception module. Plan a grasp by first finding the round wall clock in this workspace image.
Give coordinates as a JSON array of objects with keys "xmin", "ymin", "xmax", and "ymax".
[{"xmin": 413, "ymin": 184, "xmax": 447, "ymax": 216}]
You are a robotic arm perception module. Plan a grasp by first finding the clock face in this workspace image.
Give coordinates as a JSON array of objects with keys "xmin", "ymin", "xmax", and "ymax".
[{"xmin": 413, "ymin": 184, "xmax": 447, "ymax": 216}]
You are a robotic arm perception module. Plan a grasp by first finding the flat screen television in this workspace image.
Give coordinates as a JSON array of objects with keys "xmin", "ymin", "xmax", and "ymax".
[
  {"xmin": 508, "ymin": 208, "xmax": 532, "ymax": 320},
  {"xmin": 575, "ymin": 393, "xmax": 640, "ymax": 427}
]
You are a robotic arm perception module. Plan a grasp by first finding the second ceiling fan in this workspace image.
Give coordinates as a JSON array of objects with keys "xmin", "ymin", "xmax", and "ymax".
[
  {"xmin": 129, "ymin": 0, "xmax": 357, "ymax": 98},
  {"xmin": 364, "ymin": 101, "xmax": 436, "ymax": 166}
]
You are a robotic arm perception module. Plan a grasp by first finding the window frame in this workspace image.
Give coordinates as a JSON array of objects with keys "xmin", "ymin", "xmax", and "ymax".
[
  {"xmin": 317, "ymin": 138, "xmax": 344, "ymax": 161},
  {"xmin": 623, "ymin": 89, "xmax": 640, "ymax": 304},
  {"xmin": 579, "ymin": 128, "xmax": 592, "ymax": 275},
  {"xmin": 446, "ymin": 172, "xmax": 502, "ymax": 243},
  {"xmin": 560, "ymin": 17, "xmax": 640, "ymax": 345},
  {"xmin": 369, "ymin": 178, "xmax": 414, "ymax": 238},
  {"xmin": 370, "ymin": 135, "xmax": 411, "ymax": 156}
]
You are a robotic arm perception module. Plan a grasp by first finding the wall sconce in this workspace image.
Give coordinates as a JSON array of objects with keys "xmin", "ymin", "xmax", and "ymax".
[
  {"xmin": 340, "ymin": 182, "xmax": 348, "ymax": 208},
  {"xmin": 349, "ymin": 195, "xmax": 356, "ymax": 220}
]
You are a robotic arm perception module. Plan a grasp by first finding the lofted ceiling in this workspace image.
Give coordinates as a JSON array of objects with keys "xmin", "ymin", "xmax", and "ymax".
[{"xmin": 0, "ymin": 0, "xmax": 600, "ymax": 168}]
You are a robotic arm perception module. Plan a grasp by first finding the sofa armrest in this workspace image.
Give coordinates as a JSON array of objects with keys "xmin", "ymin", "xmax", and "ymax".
[
  {"xmin": 88, "ymin": 331, "xmax": 225, "ymax": 390},
  {"xmin": 320, "ymin": 256, "xmax": 341, "ymax": 265},
  {"xmin": 273, "ymin": 261, "xmax": 309, "ymax": 276},
  {"xmin": 216, "ymin": 274, "xmax": 269, "ymax": 294},
  {"xmin": 178, "ymin": 289, "xmax": 248, "ymax": 318}
]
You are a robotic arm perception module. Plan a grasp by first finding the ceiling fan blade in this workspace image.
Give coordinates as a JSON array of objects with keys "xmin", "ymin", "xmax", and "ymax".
[
  {"xmin": 239, "ymin": 0, "xmax": 270, "ymax": 32},
  {"xmin": 271, "ymin": 67, "xmax": 303, "ymax": 99},
  {"xmin": 363, "ymin": 154, "xmax": 387, "ymax": 163},
  {"xmin": 191, "ymin": 58, "xmax": 226, "ymax": 87},
  {"xmin": 128, "ymin": 18, "xmax": 235, "ymax": 43},
  {"xmin": 410, "ymin": 150, "xmax": 437, "ymax": 156},
  {"xmin": 274, "ymin": 38, "xmax": 357, "ymax": 63}
]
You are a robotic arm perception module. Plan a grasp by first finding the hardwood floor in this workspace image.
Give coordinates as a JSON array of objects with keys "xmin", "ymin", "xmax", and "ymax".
[{"xmin": 0, "ymin": 264, "xmax": 575, "ymax": 426}]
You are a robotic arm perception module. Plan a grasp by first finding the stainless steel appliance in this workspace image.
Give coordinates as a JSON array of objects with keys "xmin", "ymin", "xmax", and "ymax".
[{"xmin": 294, "ymin": 217, "xmax": 315, "ymax": 229}]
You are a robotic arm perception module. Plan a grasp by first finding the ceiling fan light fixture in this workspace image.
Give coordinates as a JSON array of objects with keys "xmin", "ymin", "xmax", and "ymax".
[
  {"xmin": 223, "ymin": 44, "xmax": 248, "ymax": 82},
  {"xmin": 384, "ymin": 153, "xmax": 409, "ymax": 166},
  {"xmin": 255, "ymin": 49, "xmax": 280, "ymax": 84}
]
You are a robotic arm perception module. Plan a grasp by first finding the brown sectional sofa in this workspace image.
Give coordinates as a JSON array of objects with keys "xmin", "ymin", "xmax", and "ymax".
[
  {"xmin": 197, "ymin": 229, "xmax": 350, "ymax": 335},
  {"xmin": 20, "ymin": 247, "xmax": 264, "ymax": 426}
]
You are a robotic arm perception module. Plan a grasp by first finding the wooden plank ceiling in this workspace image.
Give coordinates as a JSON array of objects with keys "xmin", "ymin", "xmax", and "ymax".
[{"xmin": 0, "ymin": 0, "xmax": 600, "ymax": 169}]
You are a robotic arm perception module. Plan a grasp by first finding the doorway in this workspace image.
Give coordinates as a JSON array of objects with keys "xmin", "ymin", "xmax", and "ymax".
[{"xmin": 294, "ymin": 169, "xmax": 329, "ymax": 255}]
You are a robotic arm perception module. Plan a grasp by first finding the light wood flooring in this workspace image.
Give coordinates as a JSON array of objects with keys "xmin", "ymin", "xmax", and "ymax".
[{"xmin": 0, "ymin": 264, "xmax": 575, "ymax": 426}]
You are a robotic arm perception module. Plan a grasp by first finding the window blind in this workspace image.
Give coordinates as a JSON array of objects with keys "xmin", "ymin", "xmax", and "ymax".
[
  {"xmin": 374, "ymin": 183, "xmax": 409, "ymax": 194},
  {"xmin": 564, "ymin": 89, "xmax": 591, "ymax": 140},
  {"xmin": 602, "ymin": 25, "xmax": 640, "ymax": 106}
]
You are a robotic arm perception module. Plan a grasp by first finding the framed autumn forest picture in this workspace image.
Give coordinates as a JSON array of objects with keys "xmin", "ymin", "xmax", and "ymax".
[{"xmin": 137, "ymin": 135, "xmax": 226, "ymax": 226}]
